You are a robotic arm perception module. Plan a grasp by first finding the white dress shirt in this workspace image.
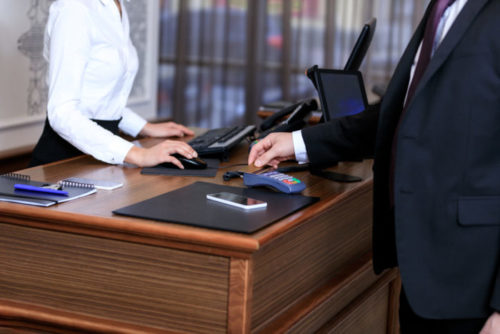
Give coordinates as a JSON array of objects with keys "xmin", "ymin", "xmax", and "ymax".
[
  {"xmin": 45, "ymin": 0, "xmax": 146, "ymax": 164},
  {"xmin": 293, "ymin": 0, "xmax": 468, "ymax": 163}
]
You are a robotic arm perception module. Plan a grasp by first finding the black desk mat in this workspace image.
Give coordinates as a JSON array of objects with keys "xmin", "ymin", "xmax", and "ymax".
[{"xmin": 113, "ymin": 181, "xmax": 319, "ymax": 233}]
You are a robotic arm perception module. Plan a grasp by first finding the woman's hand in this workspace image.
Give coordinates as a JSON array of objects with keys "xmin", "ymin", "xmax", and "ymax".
[
  {"xmin": 140, "ymin": 121, "xmax": 194, "ymax": 138},
  {"xmin": 125, "ymin": 140, "xmax": 197, "ymax": 168}
]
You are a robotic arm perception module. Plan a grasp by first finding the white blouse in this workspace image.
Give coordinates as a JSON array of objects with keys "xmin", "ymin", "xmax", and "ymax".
[{"xmin": 45, "ymin": 0, "xmax": 146, "ymax": 164}]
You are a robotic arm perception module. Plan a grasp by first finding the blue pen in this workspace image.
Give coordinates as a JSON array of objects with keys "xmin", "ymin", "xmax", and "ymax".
[{"xmin": 14, "ymin": 183, "xmax": 69, "ymax": 196}]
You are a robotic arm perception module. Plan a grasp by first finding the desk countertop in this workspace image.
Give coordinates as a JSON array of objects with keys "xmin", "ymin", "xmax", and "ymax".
[{"xmin": 0, "ymin": 137, "xmax": 373, "ymax": 256}]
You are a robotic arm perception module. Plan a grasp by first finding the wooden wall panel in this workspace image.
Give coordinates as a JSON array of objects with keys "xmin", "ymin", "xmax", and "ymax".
[
  {"xmin": 251, "ymin": 186, "xmax": 373, "ymax": 331},
  {"xmin": 286, "ymin": 257, "xmax": 378, "ymax": 334},
  {"xmin": 0, "ymin": 223, "xmax": 229, "ymax": 334},
  {"xmin": 0, "ymin": 326, "xmax": 51, "ymax": 334},
  {"xmin": 318, "ymin": 282, "xmax": 391, "ymax": 334},
  {"xmin": 227, "ymin": 258, "xmax": 254, "ymax": 334},
  {"xmin": 0, "ymin": 151, "xmax": 31, "ymax": 174}
]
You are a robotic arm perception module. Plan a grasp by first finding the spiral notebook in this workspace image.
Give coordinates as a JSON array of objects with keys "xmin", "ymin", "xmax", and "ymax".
[{"xmin": 0, "ymin": 173, "xmax": 97, "ymax": 207}]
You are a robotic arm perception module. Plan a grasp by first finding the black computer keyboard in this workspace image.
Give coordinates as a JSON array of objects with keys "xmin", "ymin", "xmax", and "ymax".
[{"xmin": 189, "ymin": 125, "xmax": 256, "ymax": 156}]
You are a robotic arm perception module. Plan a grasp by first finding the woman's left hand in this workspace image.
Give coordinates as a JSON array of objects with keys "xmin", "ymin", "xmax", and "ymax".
[{"xmin": 140, "ymin": 121, "xmax": 194, "ymax": 138}]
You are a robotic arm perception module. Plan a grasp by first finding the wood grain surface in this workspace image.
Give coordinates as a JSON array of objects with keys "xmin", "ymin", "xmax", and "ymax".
[
  {"xmin": 0, "ymin": 223, "xmax": 229, "ymax": 333},
  {"xmin": 0, "ymin": 139, "xmax": 400, "ymax": 333},
  {"xmin": 250, "ymin": 183, "xmax": 373, "ymax": 331}
]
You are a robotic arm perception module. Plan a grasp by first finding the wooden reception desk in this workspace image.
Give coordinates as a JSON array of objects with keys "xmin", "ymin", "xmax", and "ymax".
[{"xmin": 0, "ymin": 139, "xmax": 399, "ymax": 333}]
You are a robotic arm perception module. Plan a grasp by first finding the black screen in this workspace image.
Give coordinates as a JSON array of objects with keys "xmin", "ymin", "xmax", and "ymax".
[{"xmin": 316, "ymin": 70, "xmax": 368, "ymax": 120}]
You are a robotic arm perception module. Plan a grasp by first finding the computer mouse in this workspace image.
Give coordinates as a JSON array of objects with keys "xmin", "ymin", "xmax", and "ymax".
[{"xmin": 160, "ymin": 153, "xmax": 207, "ymax": 170}]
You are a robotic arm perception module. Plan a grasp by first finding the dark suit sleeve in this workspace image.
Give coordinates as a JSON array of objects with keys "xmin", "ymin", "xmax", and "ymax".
[{"xmin": 301, "ymin": 102, "xmax": 380, "ymax": 169}]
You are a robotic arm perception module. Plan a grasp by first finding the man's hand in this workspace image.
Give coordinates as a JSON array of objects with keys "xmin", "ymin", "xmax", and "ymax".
[
  {"xmin": 480, "ymin": 312, "xmax": 500, "ymax": 334},
  {"xmin": 248, "ymin": 132, "xmax": 295, "ymax": 169},
  {"xmin": 140, "ymin": 121, "xmax": 194, "ymax": 138}
]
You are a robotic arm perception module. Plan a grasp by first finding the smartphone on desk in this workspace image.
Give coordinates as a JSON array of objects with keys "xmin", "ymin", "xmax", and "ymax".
[{"xmin": 206, "ymin": 192, "xmax": 267, "ymax": 210}]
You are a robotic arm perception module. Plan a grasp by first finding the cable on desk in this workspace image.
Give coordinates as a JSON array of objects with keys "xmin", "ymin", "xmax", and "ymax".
[{"xmin": 223, "ymin": 171, "xmax": 244, "ymax": 181}]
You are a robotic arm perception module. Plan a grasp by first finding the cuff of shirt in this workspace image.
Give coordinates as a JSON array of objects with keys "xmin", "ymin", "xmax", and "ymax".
[
  {"xmin": 292, "ymin": 130, "xmax": 309, "ymax": 163},
  {"xmin": 105, "ymin": 137, "xmax": 135, "ymax": 165},
  {"xmin": 119, "ymin": 108, "xmax": 147, "ymax": 137}
]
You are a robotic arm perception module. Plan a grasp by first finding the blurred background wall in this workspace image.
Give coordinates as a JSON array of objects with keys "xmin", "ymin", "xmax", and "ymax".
[
  {"xmin": 157, "ymin": 0, "xmax": 429, "ymax": 128},
  {"xmin": 0, "ymin": 0, "xmax": 428, "ymax": 159}
]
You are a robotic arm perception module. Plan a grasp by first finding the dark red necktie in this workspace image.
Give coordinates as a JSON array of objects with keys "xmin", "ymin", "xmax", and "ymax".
[
  {"xmin": 404, "ymin": 0, "xmax": 457, "ymax": 107},
  {"xmin": 390, "ymin": 0, "xmax": 456, "ymax": 206}
]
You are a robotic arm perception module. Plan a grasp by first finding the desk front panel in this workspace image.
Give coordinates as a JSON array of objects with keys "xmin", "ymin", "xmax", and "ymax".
[
  {"xmin": 0, "ymin": 222, "xmax": 229, "ymax": 334},
  {"xmin": 251, "ymin": 182, "xmax": 373, "ymax": 332}
]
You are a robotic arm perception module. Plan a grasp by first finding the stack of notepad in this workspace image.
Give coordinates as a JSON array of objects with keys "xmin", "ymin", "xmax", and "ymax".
[{"xmin": 0, "ymin": 173, "xmax": 97, "ymax": 207}]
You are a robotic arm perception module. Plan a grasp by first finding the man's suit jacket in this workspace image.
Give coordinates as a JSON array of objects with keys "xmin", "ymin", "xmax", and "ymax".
[{"xmin": 302, "ymin": 0, "xmax": 500, "ymax": 319}]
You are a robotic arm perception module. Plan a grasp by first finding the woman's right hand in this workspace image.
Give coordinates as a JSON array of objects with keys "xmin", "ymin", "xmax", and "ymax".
[{"xmin": 125, "ymin": 140, "xmax": 197, "ymax": 169}]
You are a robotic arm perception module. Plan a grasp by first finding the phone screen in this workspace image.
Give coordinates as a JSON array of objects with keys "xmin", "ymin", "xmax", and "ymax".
[{"xmin": 206, "ymin": 192, "xmax": 267, "ymax": 210}]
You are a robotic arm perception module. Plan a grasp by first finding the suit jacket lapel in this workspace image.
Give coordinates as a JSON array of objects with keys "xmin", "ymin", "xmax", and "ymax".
[
  {"xmin": 376, "ymin": 1, "xmax": 434, "ymax": 143},
  {"xmin": 380, "ymin": 1, "xmax": 435, "ymax": 116},
  {"xmin": 410, "ymin": 0, "xmax": 490, "ymax": 103}
]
